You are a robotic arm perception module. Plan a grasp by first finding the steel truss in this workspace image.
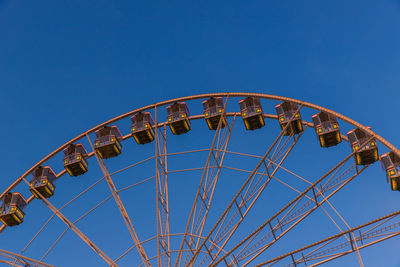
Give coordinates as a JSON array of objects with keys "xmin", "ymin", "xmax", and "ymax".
[
  {"xmin": 0, "ymin": 93, "xmax": 399, "ymax": 266},
  {"xmin": 256, "ymin": 209, "xmax": 400, "ymax": 266},
  {"xmin": 176, "ymin": 98, "xmax": 235, "ymax": 266},
  {"xmin": 189, "ymin": 105, "xmax": 307, "ymax": 266},
  {"xmin": 211, "ymin": 138, "xmax": 375, "ymax": 266},
  {"xmin": 155, "ymin": 107, "xmax": 171, "ymax": 267}
]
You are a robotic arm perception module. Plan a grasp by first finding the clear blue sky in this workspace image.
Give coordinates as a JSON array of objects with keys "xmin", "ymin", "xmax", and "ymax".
[{"xmin": 1, "ymin": 1, "xmax": 400, "ymax": 266}]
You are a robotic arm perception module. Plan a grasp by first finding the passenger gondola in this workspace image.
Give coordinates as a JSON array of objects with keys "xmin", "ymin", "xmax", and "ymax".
[
  {"xmin": 312, "ymin": 112, "xmax": 342, "ymax": 147},
  {"xmin": 381, "ymin": 151, "xmax": 400, "ymax": 191},
  {"xmin": 0, "ymin": 192, "xmax": 28, "ymax": 226},
  {"xmin": 239, "ymin": 97, "xmax": 265, "ymax": 130},
  {"xmin": 347, "ymin": 128, "xmax": 379, "ymax": 165},
  {"xmin": 167, "ymin": 102, "xmax": 191, "ymax": 135},
  {"xmin": 131, "ymin": 112, "xmax": 155, "ymax": 144},
  {"xmin": 29, "ymin": 166, "xmax": 57, "ymax": 199},
  {"xmin": 94, "ymin": 126, "xmax": 123, "ymax": 159},
  {"xmin": 202, "ymin": 97, "xmax": 227, "ymax": 130},
  {"xmin": 275, "ymin": 101, "xmax": 303, "ymax": 136},
  {"xmin": 63, "ymin": 144, "xmax": 88, "ymax": 176}
]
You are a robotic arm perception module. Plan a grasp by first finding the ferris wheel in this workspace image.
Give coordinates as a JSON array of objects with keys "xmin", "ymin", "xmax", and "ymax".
[{"xmin": 1, "ymin": 92, "xmax": 400, "ymax": 267}]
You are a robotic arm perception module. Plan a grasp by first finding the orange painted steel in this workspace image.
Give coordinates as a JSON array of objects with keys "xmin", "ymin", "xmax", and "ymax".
[
  {"xmin": 176, "ymin": 98, "xmax": 233, "ymax": 266},
  {"xmin": 86, "ymin": 135, "xmax": 151, "ymax": 267},
  {"xmin": 1, "ymin": 93, "xmax": 399, "ymax": 266},
  {"xmin": 2, "ymin": 92, "xmax": 397, "ymax": 202},
  {"xmin": 255, "ymin": 209, "xmax": 400, "ymax": 266},
  {"xmin": 154, "ymin": 107, "xmax": 171, "ymax": 267},
  {"xmin": 0, "ymin": 248, "xmax": 54, "ymax": 267},
  {"xmin": 211, "ymin": 139, "xmax": 372, "ymax": 266},
  {"xmin": 191, "ymin": 105, "xmax": 307, "ymax": 265},
  {"xmin": 22, "ymin": 179, "xmax": 116, "ymax": 266}
]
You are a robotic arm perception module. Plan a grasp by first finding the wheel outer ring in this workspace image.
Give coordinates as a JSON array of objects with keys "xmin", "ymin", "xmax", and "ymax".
[{"xmin": 1, "ymin": 92, "xmax": 398, "ymax": 200}]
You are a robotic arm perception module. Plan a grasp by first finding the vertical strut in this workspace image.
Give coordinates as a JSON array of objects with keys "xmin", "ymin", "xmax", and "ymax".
[
  {"xmin": 86, "ymin": 135, "xmax": 151, "ymax": 267},
  {"xmin": 155, "ymin": 106, "xmax": 171, "ymax": 267},
  {"xmin": 188, "ymin": 105, "xmax": 305, "ymax": 266},
  {"xmin": 175, "ymin": 97, "xmax": 233, "ymax": 266}
]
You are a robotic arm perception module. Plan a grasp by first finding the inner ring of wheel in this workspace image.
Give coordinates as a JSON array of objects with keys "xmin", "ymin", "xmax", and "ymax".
[{"xmin": 2, "ymin": 92, "xmax": 398, "ymax": 202}]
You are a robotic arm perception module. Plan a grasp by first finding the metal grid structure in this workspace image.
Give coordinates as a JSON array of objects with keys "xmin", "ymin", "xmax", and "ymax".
[{"xmin": 0, "ymin": 92, "xmax": 399, "ymax": 266}]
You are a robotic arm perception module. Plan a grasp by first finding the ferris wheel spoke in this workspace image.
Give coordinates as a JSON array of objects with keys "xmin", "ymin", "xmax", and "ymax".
[
  {"xmin": 41, "ymin": 174, "xmax": 157, "ymax": 262},
  {"xmin": 175, "ymin": 97, "xmax": 234, "ymax": 266},
  {"xmin": 20, "ymin": 156, "xmax": 157, "ymax": 263},
  {"xmin": 37, "ymin": 165, "xmax": 232, "ymax": 264},
  {"xmin": 9, "ymin": 174, "xmax": 107, "ymax": 265},
  {"xmin": 86, "ymin": 135, "xmax": 151, "ymax": 267},
  {"xmin": 193, "ymin": 115, "xmax": 237, "ymax": 247},
  {"xmin": 188, "ymin": 105, "xmax": 305, "ymax": 266},
  {"xmin": 39, "ymin": 162, "xmax": 269, "ymax": 265},
  {"xmin": 229, "ymin": 166, "xmax": 366, "ymax": 266},
  {"xmin": 2, "ymin": 93, "xmax": 400, "ymax": 267},
  {"xmin": 254, "ymin": 209, "xmax": 400, "ymax": 267},
  {"xmin": 21, "ymin": 178, "xmax": 116, "ymax": 266},
  {"xmin": 213, "ymin": 137, "xmax": 375, "ymax": 266},
  {"xmin": 154, "ymin": 106, "xmax": 171, "ymax": 267},
  {"xmin": 226, "ymin": 162, "xmax": 364, "ymax": 266},
  {"xmin": 209, "ymin": 131, "xmax": 305, "ymax": 266}
]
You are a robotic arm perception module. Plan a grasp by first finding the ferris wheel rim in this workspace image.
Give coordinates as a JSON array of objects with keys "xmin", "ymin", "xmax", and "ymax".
[
  {"xmin": 1, "ymin": 92, "xmax": 399, "ymax": 266},
  {"xmin": 1, "ymin": 92, "xmax": 398, "ymax": 201}
]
